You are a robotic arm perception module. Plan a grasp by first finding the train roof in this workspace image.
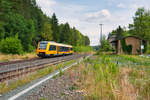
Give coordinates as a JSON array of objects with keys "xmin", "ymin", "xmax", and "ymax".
[{"xmin": 39, "ymin": 41, "xmax": 72, "ymax": 48}]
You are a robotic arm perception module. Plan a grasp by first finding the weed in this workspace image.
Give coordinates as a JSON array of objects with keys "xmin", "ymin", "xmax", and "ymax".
[
  {"xmin": 69, "ymin": 85, "xmax": 77, "ymax": 91},
  {"xmin": 52, "ymin": 75, "xmax": 57, "ymax": 79},
  {"xmin": 61, "ymin": 91, "xmax": 65, "ymax": 96},
  {"xmin": 40, "ymin": 97, "xmax": 45, "ymax": 100},
  {"xmin": 59, "ymin": 68, "xmax": 64, "ymax": 76}
]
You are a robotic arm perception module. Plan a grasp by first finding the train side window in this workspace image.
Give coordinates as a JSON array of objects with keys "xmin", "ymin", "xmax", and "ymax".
[
  {"xmin": 59, "ymin": 46, "xmax": 63, "ymax": 52},
  {"xmin": 49, "ymin": 45, "xmax": 53, "ymax": 51},
  {"xmin": 53, "ymin": 46, "xmax": 56, "ymax": 50},
  {"xmin": 49, "ymin": 45, "xmax": 56, "ymax": 51}
]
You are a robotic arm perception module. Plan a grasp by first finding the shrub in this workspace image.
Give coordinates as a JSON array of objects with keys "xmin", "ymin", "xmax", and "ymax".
[
  {"xmin": 0, "ymin": 36, "xmax": 23, "ymax": 54},
  {"xmin": 121, "ymin": 39, "xmax": 132, "ymax": 54},
  {"xmin": 73, "ymin": 46, "xmax": 93, "ymax": 52},
  {"xmin": 98, "ymin": 35, "xmax": 113, "ymax": 53}
]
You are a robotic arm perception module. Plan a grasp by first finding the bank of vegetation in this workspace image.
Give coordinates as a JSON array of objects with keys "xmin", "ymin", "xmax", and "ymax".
[
  {"xmin": 0, "ymin": 0, "xmax": 90, "ymax": 54},
  {"xmin": 73, "ymin": 54, "xmax": 150, "ymax": 99}
]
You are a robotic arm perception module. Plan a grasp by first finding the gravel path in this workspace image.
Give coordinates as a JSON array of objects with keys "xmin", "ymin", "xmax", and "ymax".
[{"xmin": 24, "ymin": 67, "xmax": 84, "ymax": 100}]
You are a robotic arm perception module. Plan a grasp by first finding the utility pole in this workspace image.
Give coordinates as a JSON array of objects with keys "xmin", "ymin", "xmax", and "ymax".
[
  {"xmin": 141, "ymin": 40, "xmax": 143, "ymax": 55},
  {"xmin": 99, "ymin": 24, "xmax": 103, "ymax": 45}
]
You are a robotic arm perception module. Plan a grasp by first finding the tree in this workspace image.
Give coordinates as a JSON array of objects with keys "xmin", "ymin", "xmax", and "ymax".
[
  {"xmin": 84, "ymin": 36, "xmax": 90, "ymax": 46},
  {"xmin": 132, "ymin": 7, "xmax": 150, "ymax": 40},
  {"xmin": 99, "ymin": 35, "xmax": 112, "ymax": 52},
  {"xmin": 60, "ymin": 23, "xmax": 72, "ymax": 44},
  {"xmin": 41, "ymin": 23, "xmax": 53, "ymax": 41},
  {"xmin": 116, "ymin": 26, "xmax": 124, "ymax": 40},
  {"xmin": 71, "ymin": 27, "xmax": 82, "ymax": 46},
  {"xmin": 51, "ymin": 13, "xmax": 60, "ymax": 42}
]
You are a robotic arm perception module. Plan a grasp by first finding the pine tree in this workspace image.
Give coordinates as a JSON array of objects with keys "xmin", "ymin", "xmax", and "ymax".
[{"xmin": 51, "ymin": 13, "xmax": 59, "ymax": 42}]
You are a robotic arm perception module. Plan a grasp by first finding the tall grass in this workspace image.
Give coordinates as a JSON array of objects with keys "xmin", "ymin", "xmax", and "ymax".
[
  {"xmin": 78, "ymin": 55, "xmax": 120, "ymax": 100},
  {"xmin": 0, "ymin": 52, "xmax": 37, "ymax": 62},
  {"xmin": 76, "ymin": 54, "xmax": 150, "ymax": 99}
]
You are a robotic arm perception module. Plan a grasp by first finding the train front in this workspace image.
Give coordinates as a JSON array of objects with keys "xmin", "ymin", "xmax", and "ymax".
[{"xmin": 36, "ymin": 41, "xmax": 48, "ymax": 57}]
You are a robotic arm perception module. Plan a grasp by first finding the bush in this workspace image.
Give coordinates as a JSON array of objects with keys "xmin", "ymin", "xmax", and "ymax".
[
  {"xmin": 73, "ymin": 46, "xmax": 93, "ymax": 52},
  {"xmin": 0, "ymin": 36, "xmax": 23, "ymax": 54},
  {"xmin": 98, "ymin": 35, "xmax": 113, "ymax": 52},
  {"xmin": 121, "ymin": 39, "xmax": 132, "ymax": 54}
]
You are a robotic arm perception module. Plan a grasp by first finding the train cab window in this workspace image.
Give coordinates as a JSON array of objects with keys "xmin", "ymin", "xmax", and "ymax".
[
  {"xmin": 39, "ymin": 42, "xmax": 48, "ymax": 50},
  {"xmin": 49, "ymin": 45, "xmax": 56, "ymax": 51},
  {"xmin": 70, "ymin": 48, "xmax": 73, "ymax": 51}
]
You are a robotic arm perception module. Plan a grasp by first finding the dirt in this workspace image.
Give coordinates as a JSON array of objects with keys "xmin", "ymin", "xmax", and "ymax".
[{"xmin": 24, "ymin": 67, "xmax": 85, "ymax": 100}]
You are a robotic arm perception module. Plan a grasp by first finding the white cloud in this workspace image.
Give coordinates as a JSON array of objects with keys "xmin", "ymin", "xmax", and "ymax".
[
  {"xmin": 36, "ymin": 0, "xmax": 56, "ymax": 16},
  {"xmin": 86, "ymin": 9, "xmax": 111, "ymax": 19},
  {"xmin": 101, "ymin": 9, "xmax": 111, "ymax": 18},
  {"xmin": 117, "ymin": 3, "xmax": 126, "ymax": 8},
  {"xmin": 129, "ymin": 4, "xmax": 144, "ymax": 10},
  {"xmin": 84, "ymin": 9, "xmax": 111, "ymax": 24}
]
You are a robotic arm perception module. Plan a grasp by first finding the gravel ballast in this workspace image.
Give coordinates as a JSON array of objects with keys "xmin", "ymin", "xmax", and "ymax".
[{"xmin": 24, "ymin": 70, "xmax": 84, "ymax": 100}]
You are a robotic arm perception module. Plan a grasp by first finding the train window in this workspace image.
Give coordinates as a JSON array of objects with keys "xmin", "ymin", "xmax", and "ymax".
[
  {"xmin": 53, "ymin": 46, "xmax": 56, "ymax": 50},
  {"xmin": 64, "ymin": 47, "xmax": 68, "ymax": 52},
  {"xmin": 66, "ymin": 47, "xmax": 69, "ymax": 51},
  {"xmin": 70, "ymin": 48, "xmax": 73, "ymax": 50},
  {"xmin": 39, "ymin": 42, "xmax": 47, "ymax": 50},
  {"xmin": 49, "ymin": 45, "xmax": 56, "ymax": 51},
  {"xmin": 59, "ymin": 47, "xmax": 62, "ymax": 52},
  {"xmin": 59, "ymin": 46, "xmax": 70, "ymax": 52}
]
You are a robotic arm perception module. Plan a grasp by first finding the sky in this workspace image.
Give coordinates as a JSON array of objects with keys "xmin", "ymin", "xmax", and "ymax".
[{"xmin": 36, "ymin": 0, "xmax": 150, "ymax": 46}]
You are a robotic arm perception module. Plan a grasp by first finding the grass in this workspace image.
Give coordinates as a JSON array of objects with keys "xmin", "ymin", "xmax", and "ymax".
[
  {"xmin": 0, "ymin": 59, "xmax": 76, "ymax": 94},
  {"xmin": 0, "ymin": 52, "xmax": 37, "ymax": 62},
  {"xmin": 73, "ymin": 46, "xmax": 94, "ymax": 53},
  {"xmin": 73, "ymin": 54, "xmax": 150, "ymax": 100},
  {"xmin": 75, "ymin": 56, "xmax": 120, "ymax": 100}
]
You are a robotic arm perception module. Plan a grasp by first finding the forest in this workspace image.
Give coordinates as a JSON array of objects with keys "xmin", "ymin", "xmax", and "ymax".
[
  {"xmin": 0, "ymin": 0, "xmax": 90, "ymax": 54},
  {"xmin": 108, "ymin": 7, "xmax": 150, "ymax": 53}
]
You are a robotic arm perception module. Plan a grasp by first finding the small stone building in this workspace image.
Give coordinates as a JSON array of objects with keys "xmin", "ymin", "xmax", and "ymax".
[{"xmin": 108, "ymin": 35, "xmax": 146, "ymax": 55}]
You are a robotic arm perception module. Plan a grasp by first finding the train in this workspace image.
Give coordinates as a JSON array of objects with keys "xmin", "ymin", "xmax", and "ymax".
[{"xmin": 36, "ymin": 41, "xmax": 73, "ymax": 57}]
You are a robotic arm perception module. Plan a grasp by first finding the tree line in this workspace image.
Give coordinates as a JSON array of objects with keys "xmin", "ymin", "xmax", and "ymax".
[
  {"xmin": 108, "ymin": 7, "xmax": 150, "ymax": 53},
  {"xmin": 0, "ymin": 0, "xmax": 90, "ymax": 54}
]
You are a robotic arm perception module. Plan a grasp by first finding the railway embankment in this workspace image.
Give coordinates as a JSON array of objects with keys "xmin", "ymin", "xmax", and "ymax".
[
  {"xmin": 0, "ymin": 54, "xmax": 91, "ymax": 100},
  {"xmin": 21, "ymin": 54, "xmax": 150, "ymax": 100},
  {"xmin": 1, "ymin": 54, "xmax": 149, "ymax": 100},
  {"xmin": 0, "ymin": 53, "xmax": 37, "ymax": 62}
]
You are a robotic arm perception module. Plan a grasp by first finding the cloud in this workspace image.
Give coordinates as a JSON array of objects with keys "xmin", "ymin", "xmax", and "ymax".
[
  {"xmin": 117, "ymin": 3, "xmax": 126, "ymax": 8},
  {"xmin": 36, "ymin": 0, "xmax": 56, "ymax": 16},
  {"xmin": 84, "ymin": 9, "xmax": 111, "ymax": 23},
  {"xmin": 86, "ymin": 9, "xmax": 111, "ymax": 18},
  {"xmin": 101, "ymin": 9, "xmax": 111, "ymax": 18},
  {"xmin": 129, "ymin": 4, "xmax": 144, "ymax": 10}
]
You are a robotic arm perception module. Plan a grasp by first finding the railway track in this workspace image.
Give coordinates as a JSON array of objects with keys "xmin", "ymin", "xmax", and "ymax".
[{"xmin": 0, "ymin": 54, "xmax": 86, "ymax": 82}]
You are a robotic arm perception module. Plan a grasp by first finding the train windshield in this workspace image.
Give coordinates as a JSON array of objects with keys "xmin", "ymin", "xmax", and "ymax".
[{"xmin": 39, "ymin": 42, "xmax": 48, "ymax": 50}]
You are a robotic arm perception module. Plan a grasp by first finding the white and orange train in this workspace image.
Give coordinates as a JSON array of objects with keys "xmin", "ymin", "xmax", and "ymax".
[{"xmin": 36, "ymin": 41, "xmax": 73, "ymax": 57}]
